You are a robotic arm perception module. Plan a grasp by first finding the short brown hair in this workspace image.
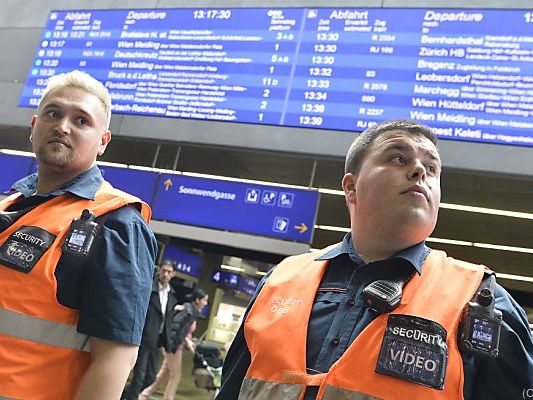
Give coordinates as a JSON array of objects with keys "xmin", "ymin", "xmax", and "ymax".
[{"xmin": 345, "ymin": 119, "xmax": 438, "ymax": 174}]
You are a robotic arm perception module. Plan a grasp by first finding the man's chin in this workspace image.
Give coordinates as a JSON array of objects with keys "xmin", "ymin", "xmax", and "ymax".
[
  {"xmin": 36, "ymin": 155, "xmax": 71, "ymax": 171},
  {"xmin": 394, "ymin": 215, "xmax": 436, "ymax": 242},
  {"xmin": 399, "ymin": 207, "xmax": 436, "ymax": 224},
  {"xmin": 411, "ymin": 226, "xmax": 436, "ymax": 244}
]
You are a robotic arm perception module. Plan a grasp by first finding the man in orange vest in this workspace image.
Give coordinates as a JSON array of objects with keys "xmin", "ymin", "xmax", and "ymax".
[
  {"xmin": 217, "ymin": 119, "xmax": 533, "ymax": 400},
  {"xmin": 0, "ymin": 70, "xmax": 157, "ymax": 399}
]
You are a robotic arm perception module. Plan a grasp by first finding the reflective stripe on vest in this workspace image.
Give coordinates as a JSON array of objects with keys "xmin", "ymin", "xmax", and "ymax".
[
  {"xmin": 0, "ymin": 396, "xmax": 21, "ymax": 400},
  {"xmin": 322, "ymin": 385, "xmax": 382, "ymax": 400},
  {"xmin": 0, "ymin": 307, "xmax": 90, "ymax": 352},
  {"xmin": 237, "ymin": 379, "xmax": 383, "ymax": 400},
  {"xmin": 238, "ymin": 378, "xmax": 303, "ymax": 400}
]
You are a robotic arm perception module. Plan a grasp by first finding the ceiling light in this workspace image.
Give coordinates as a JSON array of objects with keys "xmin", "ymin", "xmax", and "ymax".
[
  {"xmin": 96, "ymin": 160, "xmax": 128, "ymax": 168},
  {"xmin": 496, "ymin": 273, "xmax": 533, "ymax": 283},
  {"xmin": 440, "ymin": 202, "xmax": 533, "ymax": 220},
  {"xmin": 183, "ymin": 171, "xmax": 310, "ymax": 190},
  {"xmin": 425, "ymin": 237, "xmax": 473, "ymax": 246},
  {"xmin": 318, "ymin": 188, "xmax": 344, "ymax": 195},
  {"xmin": 315, "ymin": 226, "xmax": 533, "ymax": 255},
  {"xmin": 0, "ymin": 149, "xmax": 34, "ymax": 157},
  {"xmin": 315, "ymin": 225, "xmax": 350, "ymax": 232},
  {"xmin": 473, "ymin": 242, "xmax": 533, "ymax": 254},
  {"xmin": 317, "ymin": 187, "xmax": 533, "ymax": 221},
  {"xmin": 220, "ymin": 264, "xmax": 244, "ymax": 272}
]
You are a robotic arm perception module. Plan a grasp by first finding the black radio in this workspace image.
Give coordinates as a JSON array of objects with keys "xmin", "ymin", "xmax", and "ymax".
[{"xmin": 363, "ymin": 272, "xmax": 415, "ymax": 314}]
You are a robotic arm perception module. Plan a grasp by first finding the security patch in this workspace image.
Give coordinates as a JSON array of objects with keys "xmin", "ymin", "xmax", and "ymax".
[
  {"xmin": 0, "ymin": 226, "xmax": 56, "ymax": 273},
  {"xmin": 376, "ymin": 314, "xmax": 448, "ymax": 389}
]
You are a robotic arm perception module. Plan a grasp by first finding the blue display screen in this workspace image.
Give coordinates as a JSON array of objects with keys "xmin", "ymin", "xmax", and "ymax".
[
  {"xmin": 211, "ymin": 270, "xmax": 240, "ymax": 288},
  {"xmin": 18, "ymin": 8, "xmax": 533, "ymax": 147},
  {"xmin": 236, "ymin": 276, "xmax": 259, "ymax": 297},
  {"xmin": 151, "ymin": 174, "xmax": 319, "ymax": 243},
  {"xmin": 98, "ymin": 165, "xmax": 158, "ymax": 204},
  {"xmin": 162, "ymin": 244, "xmax": 202, "ymax": 277},
  {"xmin": 0, "ymin": 154, "xmax": 35, "ymax": 193}
]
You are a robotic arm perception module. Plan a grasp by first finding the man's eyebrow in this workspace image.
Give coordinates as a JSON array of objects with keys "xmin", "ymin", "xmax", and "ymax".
[
  {"xmin": 382, "ymin": 143, "xmax": 409, "ymax": 153},
  {"xmin": 41, "ymin": 102, "xmax": 93, "ymax": 119},
  {"xmin": 427, "ymin": 151, "xmax": 441, "ymax": 164},
  {"xmin": 40, "ymin": 102, "xmax": 59, "ymax": 111},
  {"xmin": 382, "ymin": 143, "xmax": 440, "ymax": 163}
]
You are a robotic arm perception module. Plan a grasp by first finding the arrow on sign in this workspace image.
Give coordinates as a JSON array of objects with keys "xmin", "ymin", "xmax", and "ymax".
[
  {"xmin": 294, "ymin": 223, "xmax": 308, "ymax": 233},
  {"xmin": 163, "ymin": 178, "xmax": 173, "ymax": 191}
]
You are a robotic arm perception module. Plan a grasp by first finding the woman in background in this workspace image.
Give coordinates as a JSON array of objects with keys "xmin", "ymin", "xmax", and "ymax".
[{"xmin": 139, "ymin": 288, "xmax": 209, "ymax": 400}]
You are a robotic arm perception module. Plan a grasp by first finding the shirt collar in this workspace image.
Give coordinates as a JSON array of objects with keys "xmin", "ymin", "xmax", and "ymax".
[
  {"xmin": 316, "ymin": 232, "xmax": 429, "ymax": 275},
  {"xmin": 11, "ymin": 165, "xmax": 104, "ymax": 200},
  {"xmin": 158, "ymin": 282, "xmax": 171, "ymax": 295}
]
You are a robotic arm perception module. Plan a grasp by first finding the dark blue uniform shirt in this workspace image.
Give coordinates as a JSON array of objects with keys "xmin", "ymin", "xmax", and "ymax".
[
  {"xmin": 217, "ymin": 233, "xmax": 533, "ymax": 400},
  {"xmin": 8, "ymin": 166, "xmax": 157, "ymax": 345}
]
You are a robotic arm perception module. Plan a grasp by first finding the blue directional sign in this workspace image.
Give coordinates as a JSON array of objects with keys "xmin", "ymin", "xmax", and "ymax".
[
  {"xmin": 151, "ymin": 174, "xmax": 319, "ymax": 243},
  {"xmin": 162, "ymin": 244, "xmax": 202, "ymax": 278},
  {"xmin": 98, "ymin": 165, "xmax": 158, "ymax": 204},
  {"xmin": 0, "ymin": 154, "xmax": 35, "ymax": 193}
]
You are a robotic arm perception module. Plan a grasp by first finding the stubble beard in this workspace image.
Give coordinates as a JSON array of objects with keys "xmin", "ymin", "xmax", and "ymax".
[{"xmin": 36, "ymin": 143, "xmax": 73, "ymax": 170}]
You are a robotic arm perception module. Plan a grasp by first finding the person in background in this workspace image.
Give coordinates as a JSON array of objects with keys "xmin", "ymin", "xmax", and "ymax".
[
  {"xmin": 217, "ymin": 119, "xmax": 533, "ymax": 400},
  {"xmin": 123, "ymin": 260, "xmax": 179, "ymax": 400},
  {"xmin": 140, "ymin": 288, "xmax": 209, "ymax": 400},
  {"xmin": 0, "ymin": 70, "xmax": 157, "ymax": 400}
]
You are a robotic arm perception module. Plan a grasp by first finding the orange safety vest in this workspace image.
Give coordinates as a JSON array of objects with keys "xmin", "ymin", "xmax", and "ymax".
[
  {"xmin": 241, "ymin": 245, "xmax": 484, "ymax": 400},
  {"xmin": 0, "ymin": 181, "xmax": 151, "ymax": 400}
]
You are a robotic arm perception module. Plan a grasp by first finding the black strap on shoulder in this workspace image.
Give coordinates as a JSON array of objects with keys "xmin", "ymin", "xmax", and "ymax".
[
  {"xmin": 0, "ymin": 195, "xmax": 52, "ymax": 233},
  {"xmin": 1, "ymin": 194, "xmax": 115, "ymax": 235}
]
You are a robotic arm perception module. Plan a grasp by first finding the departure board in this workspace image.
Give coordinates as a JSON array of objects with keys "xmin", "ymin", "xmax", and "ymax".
[{"xmin": 19, "ymin": 8, "xmax": 533, "ymax": 146}]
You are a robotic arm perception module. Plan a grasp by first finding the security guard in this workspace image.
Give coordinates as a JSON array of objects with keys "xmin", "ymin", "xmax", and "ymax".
[
  {"xmin": 0, "ymin": 71, "xmax": 157, "ymax": 399},
  {"xmin": 217, "ymin": 120, "xmax": 533, "ymax": 400}
]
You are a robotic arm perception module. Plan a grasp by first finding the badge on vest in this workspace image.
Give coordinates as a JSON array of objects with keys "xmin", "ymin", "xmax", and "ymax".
[
  {"xmin": 0, "ymin": 226, "xmax": 56, "ymax": 273},
  {"xmin": 376, "ymin": 314, "xmax": 448, "ymax": 390}
]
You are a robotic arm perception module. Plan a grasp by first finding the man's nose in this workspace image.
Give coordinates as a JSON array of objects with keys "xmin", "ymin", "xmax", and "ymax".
[
  {"xmin": 408, "ymin": 160, "xmax": 426, "ymax": 181},
  {"xmin": 54, "ymin": 118, "xmax": 71, "ymax": 135}
]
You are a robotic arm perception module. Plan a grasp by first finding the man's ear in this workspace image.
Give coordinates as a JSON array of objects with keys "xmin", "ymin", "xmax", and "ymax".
[
  {"xmin": 342, "ymin": 173, "xmax": 358, "ymax": 204},
  {"xmin": 29, "ymin": 115, "xmax": 37, "ymax": 143},
  {"xmin": 97, "ymin": 130, "xmax": 111, "ymax": 156}
]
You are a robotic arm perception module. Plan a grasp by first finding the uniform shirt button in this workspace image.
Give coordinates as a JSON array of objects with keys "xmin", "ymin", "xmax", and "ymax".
[
  {"xmin": 331, "ymin": 337, "xmax": 340, "ymax": 345},
  {"xmin": 347, "ymin": 298, "xmax": 356, "ymax": 306}
]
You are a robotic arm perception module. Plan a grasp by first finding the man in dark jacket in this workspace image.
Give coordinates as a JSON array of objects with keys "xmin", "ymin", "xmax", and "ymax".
[{"xmin": 123, "ymin": 260, "xmax": 179, "ymax": 400}]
